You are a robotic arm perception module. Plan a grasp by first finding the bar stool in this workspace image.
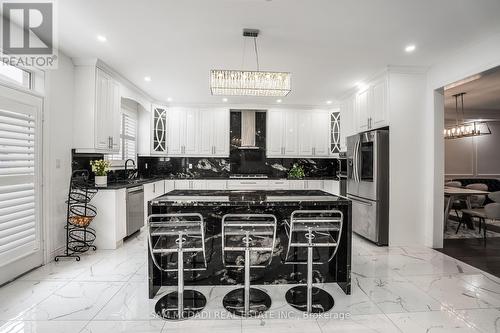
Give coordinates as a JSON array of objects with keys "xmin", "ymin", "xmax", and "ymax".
[
  {"xmin": 221, "ymin": 214, "xmax": 277, "ymax": 317},
  {"xmin": 284, "ymin": 210, "xmax": 343, "ymax": 313},
  {"xmin": 147, "ymin": 213, "xmax": 207, "ymax": 320}
]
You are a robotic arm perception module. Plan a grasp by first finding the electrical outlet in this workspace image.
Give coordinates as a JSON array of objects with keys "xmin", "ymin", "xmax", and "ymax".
[
  {"xmin": 145, "ymin": 163, "xmax": 148, "ymax": 169},
  {"xmin": 55, "ymin": 159, "xmax": 61, "ymax": 169},
  {"xmin": 188, "ymin": 163, "xmax": 193, "ymax": 169}
]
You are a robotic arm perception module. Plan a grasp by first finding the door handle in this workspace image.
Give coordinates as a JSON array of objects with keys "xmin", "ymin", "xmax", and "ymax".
[{"xmin": 347, "ymin": 194, "xmax": 373, "ymax": 206}]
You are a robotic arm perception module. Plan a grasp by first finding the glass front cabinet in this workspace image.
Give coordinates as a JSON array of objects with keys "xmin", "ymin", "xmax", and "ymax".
[{"xmin": 152, "ymin": 105, "xmax": 167, "ymax": 154}]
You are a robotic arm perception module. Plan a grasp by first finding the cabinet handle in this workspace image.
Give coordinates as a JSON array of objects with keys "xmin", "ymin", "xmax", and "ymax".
[
  {"xmin": 153, "ymin": 183, "xmax": 156, "ymax": 193},
  {"xmin": 240, "ymin": 181, "xmax": 257, "ymax": 185}
]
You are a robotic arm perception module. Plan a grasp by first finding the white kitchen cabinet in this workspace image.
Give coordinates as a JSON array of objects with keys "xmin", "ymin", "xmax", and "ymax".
[
  {"xmin": 323, "ymin": 180, "xmax": 340, "ymax": 195},
  {"xmin": 266, "ymin": 109, "xmax": 299, "ymax": 157},
  {"xmin": 267, "ymin": 109, "xmax": 285, "ymax": 156},
  {"xmin": 305, "ymin": 180, "xmax": 324, "ymax": 190},
  {"xmin": 206, "ymin": 179, "xmax": 227, "ymax": 190},
  {"xmin": 91, "ymin": 189, "xmax": 127, "ymax": 249},
  {"xmin": 356, "ymin": 87, "xmax": 370, "ymax": 132},
  {"xmin": 174, "ymin": 179, "xmax": 207, "ymax": 190},
  {"xmin": 212, "ymin": 109, "xmax": 230, "ymax": 156},
  {"xmin": 354, "ymin": 75, "xmax": 390, "ymax": 133},
  {"xmin": 167, "ymin": 107, "xmax": 187, "ymax": 156},
  {"xmin": 371, "ymin": 77, "xmax": 388, "ymax": 128},
  {"xmin": 164, "ymin": 179, "xmax": 175, "ymax": 193},
  {"xmin": 340, "ymin": 96, "xmax": 356, "ymax": 151},
  {"xmin": 151, "ymin": 105, "xmax": 168, "ymax": 155},
  {"xmin": 283, "ymin": 111, "xmax": 299, "ymax": 155},
  {"xmin": 268, "ymin": 180, "xmax": 290, "ymax": 190},
  {"xmin": 227, "ymin": 180, "xmax": 270, "ymax": 190},
  {"xmin": 199, "ymin": 108, "xmax": 229, "ymax": 157},
  {"xmin": 267, "ymin": 109, "xmax": 331, "ymax": 158},
  {"xmin": 288, "ymin": 180, "xmax": 306, "ymax": 190},
  {"xmin": 311, "ymin": 110, "xmax": 330, "ymax": 156},
  {"xmin": 297, "ymin": 111, "xmax": 313, "ymax": 156},
  {"xmin": 144, "ymin": 180, "xmax": 166, "ymax": 200},
  {"xmin": 143, "ymin": 180, "xmax": 167, "ymax": 226},
  {"xmin": 73, "ymin": 65, "xmax": 121, "ymax": 153},
  {"xmin": 167, "ymin": 107, "xmax": 229, "ymax": 157}
]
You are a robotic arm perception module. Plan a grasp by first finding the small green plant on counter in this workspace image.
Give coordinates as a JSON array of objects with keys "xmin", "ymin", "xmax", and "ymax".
[
  {"xmin": 288, "ymin": 163, "xmax": 305, "ymax": 179},
  {"xmin": 90, "ymin": 159, "xmax": 111, "ymax": 176}
]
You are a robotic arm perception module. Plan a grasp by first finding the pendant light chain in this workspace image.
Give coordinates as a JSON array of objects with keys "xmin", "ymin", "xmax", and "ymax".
[{"xmin": 253, "ymin": 36, "xmax": 260, "ymax": 71}]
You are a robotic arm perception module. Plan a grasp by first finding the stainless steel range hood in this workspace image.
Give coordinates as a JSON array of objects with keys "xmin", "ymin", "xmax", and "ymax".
[{"xmin": 240, "ymin": 110, "xmax": 259, "ymax": 149}]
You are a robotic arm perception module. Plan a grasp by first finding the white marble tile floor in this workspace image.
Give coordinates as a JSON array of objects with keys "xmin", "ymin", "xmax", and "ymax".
[{"xmin": 1, "ymin": 232, "xmax": 500, "ymax": 332}]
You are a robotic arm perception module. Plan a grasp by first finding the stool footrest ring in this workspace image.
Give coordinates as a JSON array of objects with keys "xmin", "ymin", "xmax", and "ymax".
[
  {"xmin": 155, "ymin": 290, "xmax": 206, "ymax": 321},
  {"xmin": 222, "ymin": 287, "xmax": 271, "ymax": 317},
  {"xmin": 285, "ymin": 286, "xmax": 334, "ymax": 313}
]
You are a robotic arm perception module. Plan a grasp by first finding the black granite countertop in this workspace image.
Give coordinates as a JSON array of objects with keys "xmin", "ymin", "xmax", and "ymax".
[
  {"xmin": 94, "ymin": 176, "xmax": 339, "ymax": 190},
  {"xmin": 150, "ymin": 189, "xmax": 349, "ymax": 206},
  {"xmin": 93, "ymin": 177, "xmax": 165, "ymax": 190}
]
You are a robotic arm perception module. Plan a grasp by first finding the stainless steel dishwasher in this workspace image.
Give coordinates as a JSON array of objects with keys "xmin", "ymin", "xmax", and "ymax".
[{"xmin": 126, "ymin": 185, "xmax": 144, "ymax": 236}]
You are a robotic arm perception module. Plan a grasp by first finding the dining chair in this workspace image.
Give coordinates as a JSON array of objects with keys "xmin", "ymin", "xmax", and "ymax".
[
  {"xmin": 460, "ymin": 202, "xmax": 500, "ymax": 242},
  {"xmin": 466, "ymin": 183, "xmax": 489, "ymax": 208},
  {"xmin": 489, "ymin": 191, "xmax": 500, "ymax": 203},
  {"xmin": 445, "ymin": 181, "xmax": 464, "ymax": 220}
]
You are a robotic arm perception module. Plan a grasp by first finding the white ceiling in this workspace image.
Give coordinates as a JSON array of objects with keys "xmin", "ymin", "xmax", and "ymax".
[
  {"xmin": 445, "ymin": 66, "xmax": 500, "ymax": 123},
  {"xmin": 57, "ymin": 0, "xmax": 500, "ymax": 106}
]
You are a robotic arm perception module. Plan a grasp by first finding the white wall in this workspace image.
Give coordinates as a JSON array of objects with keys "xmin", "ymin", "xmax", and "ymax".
[
  {"xmin": 43, "ymin": 52, "xmax": 75, "ymax": 258},
  {"xmin": 387, "ymin": 71, "xmax": 427, "ymax": 246},
  {"xmin": 424, "ymin": 31, "xmax": 500, "ymax": 248},
  {"xmin": 445, "ymin": 123, "xmax": 500, "ymax": 179}
]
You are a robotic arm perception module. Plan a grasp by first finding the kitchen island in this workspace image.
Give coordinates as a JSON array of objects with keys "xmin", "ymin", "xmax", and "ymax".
[{"xmin": 148, "ymin": 189, "xmax": 351, "ymax": 298}]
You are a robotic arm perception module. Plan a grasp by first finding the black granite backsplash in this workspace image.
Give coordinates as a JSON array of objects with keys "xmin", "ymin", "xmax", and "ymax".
[
  {"xmin": 72, "ymin": 150, "xmax": 337, "ymax": 181},
  {"xmin": 137, "ymin": 156, "xmax": 337, "ymax": 179},
  {"xmin": 71, "ymin": 150, "xmax": 136, "ymax": 182}
]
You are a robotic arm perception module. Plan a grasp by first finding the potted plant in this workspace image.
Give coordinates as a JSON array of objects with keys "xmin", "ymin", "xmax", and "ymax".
[
  {"xmin": 288, "ymin": 163, "xmax": 305, "ymax": 179},
  {"xmin": 90, "ymin": 159, "xmax": 111, "ymax": 187}
]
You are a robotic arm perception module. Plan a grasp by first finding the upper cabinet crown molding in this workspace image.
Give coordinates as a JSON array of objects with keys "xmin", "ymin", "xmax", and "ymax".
[{"xmin": 72, "ymin": 58, "xmax": 154, "ymax": 111}]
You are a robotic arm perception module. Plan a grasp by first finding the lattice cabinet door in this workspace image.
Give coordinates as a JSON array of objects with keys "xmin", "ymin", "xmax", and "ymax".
[
  {"xmin": 152, "ymin": 106, "xmax": 167, "ymax": 154},
  {"xmin": 330, "ymin": 112, "xmax": 341, "ymax": 154}
]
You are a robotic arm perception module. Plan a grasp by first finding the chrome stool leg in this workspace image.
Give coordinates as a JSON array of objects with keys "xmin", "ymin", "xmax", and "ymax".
[
  {"xmin": 222, "ymin": 215, "xmax": 276, "ymax": 317},
  {"xmin": 284, "ymin": 211, "xmax": 343, "ymax": 314},
  {"xmin": 285, "ymin": 228, "xmax": 334, "ymax": 313},
  {"xmin": 148, "ymin": 214, "xmax": 207, "ymax": 321}
]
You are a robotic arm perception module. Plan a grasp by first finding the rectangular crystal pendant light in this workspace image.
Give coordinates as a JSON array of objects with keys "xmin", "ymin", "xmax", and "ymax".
[{"xmin": 210, "ymin": 69, "xmax": 291, "ymax": 97}]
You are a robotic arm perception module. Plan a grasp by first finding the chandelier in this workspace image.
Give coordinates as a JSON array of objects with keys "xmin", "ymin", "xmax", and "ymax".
[
  {"xmin": 444, "ymin": 92, "xmax": 491, "ymax": 139},
  {"xmin": 210, "ymin": 29, "xmax": 291, "ymax": 97}
]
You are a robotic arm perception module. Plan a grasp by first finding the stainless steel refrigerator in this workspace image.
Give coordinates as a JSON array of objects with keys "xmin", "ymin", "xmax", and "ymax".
[{"xmin": 347, "ymin": 129, "xmax": 389, "ymax": 245}]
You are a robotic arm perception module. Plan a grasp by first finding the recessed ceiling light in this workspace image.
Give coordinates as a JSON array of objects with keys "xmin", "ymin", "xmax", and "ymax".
[
  {"xmin": 405, "ymin": 44, "xmax": 416, "ymax": 53},
  {"xmin": 326, "ymin": 100, "xmax": 332, "ymax": 105},
  {"xmin": 97, "ymin": 35, "xmax": 107, "ymax": 42},
  {"xmin": 276, "ymin": 99, "xmax": 282, "ymax": 103},
  {"xmin": 167, "ymin": 97, "xmax": 173, "ymax": 102},
  {"xmin": 222, "ymin": 98, "xmax": 228, "ymax": 102},
  {"xmin": 356, "ymin": 82, "xmax": 368, "ymax": 91},
  {"xmin": 144, "ymin": 76, "xmax": 151, "ymax": 82}
]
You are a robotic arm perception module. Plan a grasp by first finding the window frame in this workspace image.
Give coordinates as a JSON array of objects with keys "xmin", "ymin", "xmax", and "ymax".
[{"xmin": 107, "ymin": 107, "xmax": 138, "ymax": 168}]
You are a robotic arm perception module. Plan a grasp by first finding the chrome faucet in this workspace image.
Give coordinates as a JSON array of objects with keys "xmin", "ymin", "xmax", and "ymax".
[{"xmin": 124, "ymin": 159, "xmax": 136, "ymax": 179}]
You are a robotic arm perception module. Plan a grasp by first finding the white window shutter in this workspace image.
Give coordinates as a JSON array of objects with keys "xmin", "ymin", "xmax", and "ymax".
[{"xmin": 0, "ymin": 108, "xmax": 38, "ymax": 262}]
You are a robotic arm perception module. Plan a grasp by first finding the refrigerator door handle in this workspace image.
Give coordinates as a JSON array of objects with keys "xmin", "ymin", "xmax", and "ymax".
[
  {"xmin": 347, "ymin": 194, "xmax": 373, "ymax": 206},
  {"xmin": 354, "ymin": 139, "xmax": 360, "ymax": 183}
]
